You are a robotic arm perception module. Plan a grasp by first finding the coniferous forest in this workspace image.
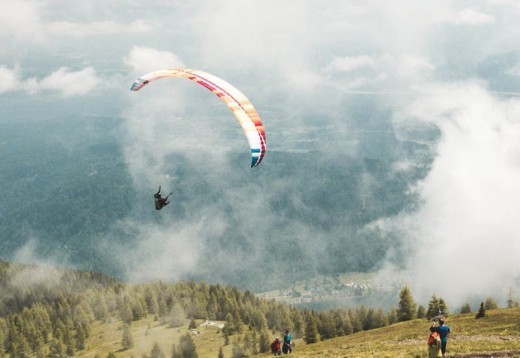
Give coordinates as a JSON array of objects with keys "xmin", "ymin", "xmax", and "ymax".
[
  {"xmin": 0, "ymin": 260, "xmax": 409, "ymax": 357},
  {"xmin": 2, "ymin": 260, "xmax": 520, "ymax": 357}
]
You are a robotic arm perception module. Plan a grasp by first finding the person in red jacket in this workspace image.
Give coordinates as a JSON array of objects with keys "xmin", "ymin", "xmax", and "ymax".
[{"xmin": 270, "ymin": 337, "xmax": 281, "ymax": 355}]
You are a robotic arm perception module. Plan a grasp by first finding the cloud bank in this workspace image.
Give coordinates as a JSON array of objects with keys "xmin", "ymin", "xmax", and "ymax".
[
  {"xmin": 0, "ymin": 65, "xmax": 101, "ymax": 96},
  {"xmin": 376, "ymin": 83, "xmax": 520, "ymax": 306}
]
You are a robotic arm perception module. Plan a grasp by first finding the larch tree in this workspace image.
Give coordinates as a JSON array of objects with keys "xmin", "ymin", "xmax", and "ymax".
[{"xmin": 397, "ymin": 285, "xmax": 416, "ymax": 322}]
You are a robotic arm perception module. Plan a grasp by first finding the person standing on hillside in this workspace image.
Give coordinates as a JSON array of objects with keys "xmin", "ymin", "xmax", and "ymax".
[
  {"xmin": 270, "ymin": 337, "xmax": 281, "ymax": 355},
  {"xmin": 432, "ymin": 318, "xmax": 451, "ymax": 358},
  {"xmin": 427, "ymin": 326, "xmax": 442, "ymax": 358},
  {"xmin": 282, "ymin": 329, "xmax": 293, "ymax": 354}
]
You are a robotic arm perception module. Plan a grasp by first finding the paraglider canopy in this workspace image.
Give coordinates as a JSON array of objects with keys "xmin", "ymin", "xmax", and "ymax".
[{"xmin": 130, "ymin": 68, "xmax": 266, "ymax": 167}]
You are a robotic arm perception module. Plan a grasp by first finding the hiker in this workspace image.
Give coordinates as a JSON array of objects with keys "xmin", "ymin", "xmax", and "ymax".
[
  {"xmin": 427, "ymin": 326, "xmax": 441, "ymax": 358},
  {"xmin": 432, "ymin": 318, "xmax": 451, "ymax": 358},
  {"xmin": 282, "ymin": 329, "xmax": 292, "ymax": 354},
  {"xmin": 270, "ymin": 337, "xmax": 281, "ymax": 355}
]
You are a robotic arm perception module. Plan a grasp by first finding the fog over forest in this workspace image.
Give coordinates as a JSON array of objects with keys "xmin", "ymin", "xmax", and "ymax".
[{"xmin": 2, "ymin": 0, "xmax": 520, "ymax": 308}]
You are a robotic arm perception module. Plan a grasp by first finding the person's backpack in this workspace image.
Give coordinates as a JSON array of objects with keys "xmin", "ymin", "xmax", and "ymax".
[{"xmin": 428, "ymin": 332, "xmax": 441, "ymax": 347}]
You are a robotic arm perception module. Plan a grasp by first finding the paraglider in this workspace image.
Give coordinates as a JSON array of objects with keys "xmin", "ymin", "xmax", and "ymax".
[
  {"xmin": 130, "ymin": 68, "xmax": 266, "ymax": 168},
  {"xmin": 154, "ymin": 186, "xmax": 171, "ymax": 210}
]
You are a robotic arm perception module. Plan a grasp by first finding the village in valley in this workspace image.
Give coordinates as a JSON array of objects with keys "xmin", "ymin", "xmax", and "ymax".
[{"xmin": 258, "ymin": 273, "xmax": 404, "ymax": 307}]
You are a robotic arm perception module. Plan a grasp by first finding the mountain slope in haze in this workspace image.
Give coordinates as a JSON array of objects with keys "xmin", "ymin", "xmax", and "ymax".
[
  {"xmin": 0, "ymin": 111, "xmax": 433, "ymax": 291},
  {"xmin": 2, "ymin": 260, "xmax": 519, "ymax": 358}
]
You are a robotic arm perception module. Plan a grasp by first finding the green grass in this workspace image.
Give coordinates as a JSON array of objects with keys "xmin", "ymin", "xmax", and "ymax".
[
  {"xmin": 284, "ymin": 308, "xmax": 520, "ymax": 358},
  {"xmin": 77, "ymin": 308, "xmax": 520, "ymax": 357}
]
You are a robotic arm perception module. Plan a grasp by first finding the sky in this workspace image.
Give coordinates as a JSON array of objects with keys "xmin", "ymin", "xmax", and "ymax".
[{"xmin": 2, "ymin": 0, "xmax": 520, "ymax": 308}]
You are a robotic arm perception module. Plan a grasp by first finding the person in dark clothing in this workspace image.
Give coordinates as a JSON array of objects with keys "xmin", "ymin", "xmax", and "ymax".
[
  {"xmin": 282, "ymin": 330, "xmax": 292, "ymax": 354},
  {"xmin": 154, "ymin": 186, "xmax": 172, "ymax": 210}
]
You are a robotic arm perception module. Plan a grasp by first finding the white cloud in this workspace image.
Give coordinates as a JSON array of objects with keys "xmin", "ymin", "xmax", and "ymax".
[
  {"xmin": 441, "ymin": 7, "xmax": 495, "ymax": 25},
  {"xmin": 49, "ymin": 19, "xmax": 153, "ymax": 36},
  {"xmin": 0, "ymin": 0, "xmax": 46, "ymax": 43},
  {"xmin": 0, "ymin": 66, "xmax": 102, "ymax": 96},
  {"xmin": 324, "ymin": 53, "xmax": 434, "ymax": 92},
  {"xmin": 378, "ymin": 82, "xmax": 520, "ymax": 306},
  {"xmin": 124, "ymin": 46, "xmax": 185, "ymax": 76},
  {"xmin": 30, "ymin": 67, "xmax": 101, "ymax": 97},
  {"xmin": 0, "ymin": 65, "xmax": 21, "ymax": 93}
]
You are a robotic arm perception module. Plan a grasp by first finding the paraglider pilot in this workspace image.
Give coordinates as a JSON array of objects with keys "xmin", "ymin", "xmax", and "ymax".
[{"xmin": 154, "ymin": 186, "xmax": 172, "ymax": 210}]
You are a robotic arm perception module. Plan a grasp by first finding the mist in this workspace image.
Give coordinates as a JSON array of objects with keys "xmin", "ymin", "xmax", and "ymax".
[
  {"xmin": 2, "ymin": 0, "xmax": 520, "ymax": 308},
  {"xmin": 375, "ymin": 83, "xmax": 520, "ymax": 307}
]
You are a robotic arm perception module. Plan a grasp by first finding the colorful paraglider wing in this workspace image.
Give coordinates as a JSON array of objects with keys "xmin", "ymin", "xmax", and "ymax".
[{"xmin": 130, "ymin": 68, "xmax": 266, "ymax": 167}]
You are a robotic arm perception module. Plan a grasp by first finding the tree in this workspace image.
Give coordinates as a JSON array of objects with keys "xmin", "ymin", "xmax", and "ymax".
[
  {"xmin": 168, "ymin": 303, "xmax": 186, "ymax": 328},
  {"xmin": 386, "ymin": 308, "xmax": 398, "ymax": 325},
  {"xmin": 179, "ymin": 333, "xmax": 198, "ymax": 358},
  {"xmin": 304, "ymin": 315, "xmax": 319, "ymax": 344},
  {"xmin": 218, "ymin": 346, "xmax": 224, "ymax": 358},
  {"xmin": 223, "ymin": 313, "xmax": 235, "ymax": 336},
  {"xmin": 426, "ymin": 295, "xmax": 440, "ymax": 319},
  {"xmin": 317, "ymin": 311, "xmax": 335, "ymax": 339},
  {"xmin": 151, "ymin": 341, "xmax": 165, "ymax": 358},
  {"xmin": 416, "ymin": 305, "xmax": 426, "ymax": 319},
  {"xmin": 189, "ymin": 318, "xmax": 197, "ymax": 330},
  {"xmin": 484, "ymin": 297, "xmax": 498, "ymax": 310},
  {"xmin": 122, "ymin": 324, "xmax": 133, "ymax": 350},
  {"xmin": 507, "ymin": 288, "xmax": 519, "ymax": 308},
  {"xmin": 171, "ymin": 343, "xmax": 182, "ymax": 358},
  {"xmin": 397, "ymin": 286, "xmax": 416, "ymax": 322},
  {"xmin": 48, "ymin": 338, "xmax": 66, "ymax": 358},
  {"xmin": 258, "ymin": 330, "xmax": 271, "ymax": 353},
  {"xmin": 438, "ymin": 298, "xmax": 449, "ymax": 317},
  {"xmin": 459, "ymin": 303, "xmax": 472, "ymax": 314},
  {"xmin": 475, "ymin": 302, "xmax": 486, "ymax": 319}
]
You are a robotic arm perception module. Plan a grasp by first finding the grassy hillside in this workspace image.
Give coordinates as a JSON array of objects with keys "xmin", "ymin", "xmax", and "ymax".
[
  {"xmin": 283, "ymin": 308, "xmax": 520, "ymax": 358},
  {"xmin": 75, "ymin": 308, "xmax": 520, "ymax": 357},
  {"xmin": 2, "ymin": 261, "xmax": 519, "ymax": 357}
]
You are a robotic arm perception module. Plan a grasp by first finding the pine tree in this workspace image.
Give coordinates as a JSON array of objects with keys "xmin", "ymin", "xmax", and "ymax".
[
  {"xmin": 484, "ymin": 297, "xmax": 498, "ymax": 310},
  {"xmin": 122, "ymin": 324, "xmax": 133, "ymax": 350},
  {"xmin": 189, "ymin": 318, "xmax": 197, "ymax": 330},
  {"xmin": 251, "ymin": 330, "xmax": 258, "ymax": 354},
  {"xmin": 427, "ymin": 295, "xmax": 440, "ymax": 319},
  {"xmin": 179, "ymin": 333, "xmax": 198, "ymax": 358},
  {"xmin": 304, "ymin": 315, "xmax": 319, "ymax": 344},
  {"xmin": 171, "ymin": 343, "xmax": 182, "ymax": 358},
  {"xmin": 460, "ymin": 303, "xmax": 472, "ymax": 314},
  {"xmin": 292, "ymin": 309, "xmax": 305, "ymax": 336},
  {"xmin": 475, "ymin": 302, "xmax": 486, "ymax": 319},
  {"xmin": 258, "ymin": 330, "xmax": 271, "ymax": 353},
  {"xmin": 386, "ymin": 308, "xmax": 398, "ymax": 325},
  {"xmin": 397, "ymin": 286, "xmax": 416, "ymax": 322},
  {"xmin": 48, "ymin": 338, "xmax": 66, "ymax": 358},
  {"xmin": 368, "ymin": 308, "xmax": 387, "ymax": 329},
  {"xmin": 223, "ymin": 313, "xmax": 235, "ymax": 336},
  {"xmin": 507, "ymin": 288, "xmax": 519, "ymax": 308},
  {"xmin": 348, "ymin": 308, "xmax": 362, "ymax": 333},
  {"xmin": 417, "ymin": 305, "xmax": 426, "ymax": 319},
  {"xmin": 151, "ymin": 341, "xmax": 165, "ymax": 358},
  {"xmin": 317, "ymin": 311, "xmax": 335, "ymax": 339},
  {"xmin": 438, "ymin": 297, "xmax": 449, "ymax": 317},
  {"xmin": 168, "ymin": 303, "xmax": 186, "ymax": 328}
]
